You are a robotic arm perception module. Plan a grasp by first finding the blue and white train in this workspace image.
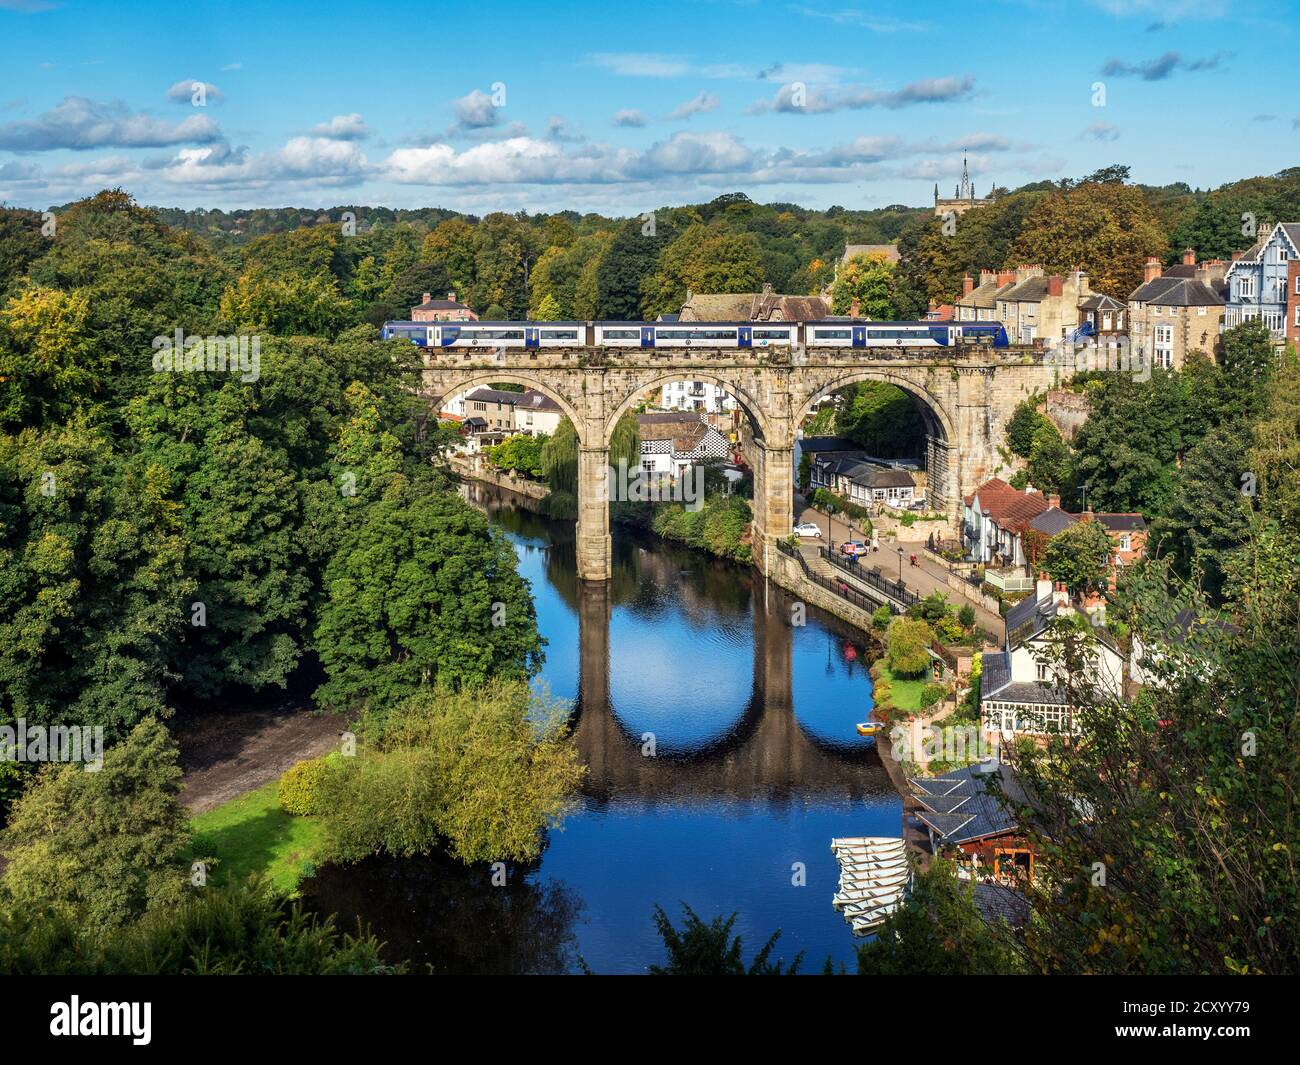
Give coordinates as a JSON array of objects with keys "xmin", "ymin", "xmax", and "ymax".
[{"xmin": 380, "ymin": 319, "xmax": 1009, "ymax": 350}]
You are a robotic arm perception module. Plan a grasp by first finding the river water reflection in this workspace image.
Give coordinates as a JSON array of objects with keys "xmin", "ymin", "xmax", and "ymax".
[{"xmin": 301, "ymin": 485, "xmax": 902, "ymax": 973}]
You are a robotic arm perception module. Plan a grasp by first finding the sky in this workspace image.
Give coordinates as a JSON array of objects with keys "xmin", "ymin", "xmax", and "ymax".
[{"xmin": 0, "ymin": 0, "xmax": 1296, "ymax": 217}]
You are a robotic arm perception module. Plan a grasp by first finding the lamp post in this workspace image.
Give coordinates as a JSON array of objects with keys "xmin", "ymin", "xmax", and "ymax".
[{"xmin": 897, "ymin": 545, "xmax": 904, "ymax": 585}]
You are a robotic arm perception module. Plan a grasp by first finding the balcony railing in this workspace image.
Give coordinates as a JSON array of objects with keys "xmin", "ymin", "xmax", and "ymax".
[{"xmin": 984, "ymin": 569, "xmax": 1035, "ymax": 594}]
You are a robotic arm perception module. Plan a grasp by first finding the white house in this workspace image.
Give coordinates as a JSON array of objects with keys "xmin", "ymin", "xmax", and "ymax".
[
  {"xmin": 981, "ymin": 578, "xmax": 1126, "ymax": 737},
  {"xmin": 636, "ymin": 413, "xmax": 730, "ymax": 476},
  {"xmin": 659, "ymin": 380, "xmax": 737, "ymax": 415},
  {"xmin": 513, "ymin": 389, "xmax": 564, "ymax": 436}
]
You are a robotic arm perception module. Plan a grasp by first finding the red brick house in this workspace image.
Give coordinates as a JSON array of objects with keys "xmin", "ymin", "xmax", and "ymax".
[
  {"xmin": 1288, "ymin": 260, "xmax": 1300, "ymax": 349},
  {"xmin": 411, "ymin": 291, "xmax": 478, "ymax": 322}
]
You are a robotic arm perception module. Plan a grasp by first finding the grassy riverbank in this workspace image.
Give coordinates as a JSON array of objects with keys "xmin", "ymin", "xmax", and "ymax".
[{"xmin": 189, "ymin": 781, "xmax": 324, "ymax": 895}]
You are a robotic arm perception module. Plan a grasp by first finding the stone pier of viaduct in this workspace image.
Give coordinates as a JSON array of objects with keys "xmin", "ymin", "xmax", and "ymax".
[{"xmin": 421, "ymin": 344, "xmax": 1058, "ymax": 581}]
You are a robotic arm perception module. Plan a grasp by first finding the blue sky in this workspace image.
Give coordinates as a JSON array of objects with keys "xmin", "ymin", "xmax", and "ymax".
[{"xmin": 1, "ymin": 0, "xmax": 1296, "ymax": 215}]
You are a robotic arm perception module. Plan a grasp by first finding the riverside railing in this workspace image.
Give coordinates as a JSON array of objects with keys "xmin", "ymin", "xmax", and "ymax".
[{"xmin": 819, "ymin": 546, "xmax": 921, "ymax": 609}]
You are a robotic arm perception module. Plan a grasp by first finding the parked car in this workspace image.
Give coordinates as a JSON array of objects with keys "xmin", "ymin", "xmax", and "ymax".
[
  {"xmin": 839, "ymin": 540, "xmax": 867, "ymax": 557},
  {"xmin": 793, "ymin": 521, "xmax": 822, "ymax": 538}
]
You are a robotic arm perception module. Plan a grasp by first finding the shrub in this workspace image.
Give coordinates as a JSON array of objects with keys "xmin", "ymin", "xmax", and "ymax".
[
  {"xmin": 919, "ymin": 683, "xmax": 947, "ymax": 710},
  {"xmin": 957, "ymin": 604, "xmax": 976, "ymax": 628},
  {"xmin": 278, "ymin": 756, "xmax": 331, "ymax": 816},
  {"xmin": 900, "ymin": 512, "xmax": 916, "ymax": 527},
  {"xmin": 871, "ymin": 605, "xmax": 893, "ymax": 631},
  {"xmin": 886, "ymin": 617, "xmax": 933, "ymax": 677}
]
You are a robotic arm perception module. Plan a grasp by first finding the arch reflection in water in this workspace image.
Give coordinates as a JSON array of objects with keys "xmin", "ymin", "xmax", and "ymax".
[{"xmin": 315, "ymin": 482, "xmax": 903, "ymax": 973}]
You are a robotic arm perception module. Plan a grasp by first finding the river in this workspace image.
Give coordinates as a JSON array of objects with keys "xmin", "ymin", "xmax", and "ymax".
[{"xmin": 300, "ymin": 484, "xmax": 902, "ymax": 974}]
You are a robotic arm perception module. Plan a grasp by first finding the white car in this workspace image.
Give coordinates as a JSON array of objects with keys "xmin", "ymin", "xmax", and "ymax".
[{"xmin": 794, "ymin": 521, "xmax": 822, "ymax": 538}]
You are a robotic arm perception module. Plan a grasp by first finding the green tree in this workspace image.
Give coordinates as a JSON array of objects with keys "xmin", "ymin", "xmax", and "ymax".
[
  {"xmin": 649, "ymin": 904, "xmax": 801, "ymax": 975},
  {"xmin": 1, "ymin": 717, "xmax": 191, "ymax": 937},
  {"xmin": 1042, "ymin": 520, "xmax": 1112, "ymax": 595},
  {"xmin": 835, "ymin": 381, "xmax": 925, "ymax": 458},
  {"xmin": 856, "ymin": 861, "xmax": 1023, "ymax": 974},
  {"xmin": 830, "ymin": 253, "xmax": 898, "ymax": 318},
  {"xmin": 313, "ymin": 477, "xmax": 542, "ymax": 716},
  {"xmin": 316, "ymin": 680, "xmax": 583, "ymax": 864},
  {"xmin": 886, "ymin": 617, "xmax": 932, "ymax": 677}
]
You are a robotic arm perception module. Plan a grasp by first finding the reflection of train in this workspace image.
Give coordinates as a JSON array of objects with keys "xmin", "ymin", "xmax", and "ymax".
[{"xmin": 380, "ymin": 320, "xmax": 1010, "ymax": 349}]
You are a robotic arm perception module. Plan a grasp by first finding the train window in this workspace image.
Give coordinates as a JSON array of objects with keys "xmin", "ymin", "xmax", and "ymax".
[
  {"xmin": 656, "ymin": 329, "xmax": 739, "ymax": 341},
  {"xmin": 465, "ymin": 329, "xmax": 524, "ymax": 340},
  {"xmin": 540, "ymin": 329, "xmax": 579, "ymax": 340},
  {"xmin": 814, "ymin": 329, "xmax": 852, "ymax": 339},
  {"xmin": 752, "ymin": 329, "xmax": 791, "ymax": 340},
  {"xmin": 601, "ymin": 329, "xmax": 640, "ymax": 339}
]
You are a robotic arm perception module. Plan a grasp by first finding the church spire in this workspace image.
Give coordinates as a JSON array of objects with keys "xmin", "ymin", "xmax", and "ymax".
[{"xmin": 960, "ymin": 152, "xmax": 971, "ymax": 201}]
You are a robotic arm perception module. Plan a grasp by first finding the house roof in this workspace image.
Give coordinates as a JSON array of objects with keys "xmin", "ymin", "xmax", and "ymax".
[
  {"xmin": 908, "ymin": 762, "xmax": 1025, "ymax": 845},
  {"xmin": 466, "ymin": 387, "xmax": 524, "ymax": 406},
  {"xmin": 516, "ymin": 389, "xmax": 562, "ymax": 412},
  {"xmin": 957, "ymin": 279, "xmax": 1015, "ymax": 310},
  {"xmin": 821, "ymin": 457, "xmax": 915, "ymax": 489},
  {"xmin": 1128, "ymin": 276, "xmax": 1225, "ymax": 306},
  {"xmin": 1079, "ymin": 294, "xmax": 1125, "ymax": 311},
  {"xmin": 965, "ymin": 478, "xmax": 1051, "ymax": 532},
  {"xmin": 1000, "ymin": 276, "xmax": 1053, "ymax": 303},
  {"xmin": 637, "ymin": 413, "xmax": 720, "ymax": 455},
  {"xmin": 1094, "ymin": 512, "xmax": 1147, "ymax": 532},
  {"xmin": 679, "ymin": 290, "xmax": 831, "ymax": 322},
  {"xmin": 974, "ymin": 883, "xmax": 1031, "ymax": 926},
  {"xmin": 1029, "ymin": 506, "xmax": 1078, "ymax": 536},
  {"xmin": 980, "ymin": 650, "xmax": 1012, "ymax": 700}
]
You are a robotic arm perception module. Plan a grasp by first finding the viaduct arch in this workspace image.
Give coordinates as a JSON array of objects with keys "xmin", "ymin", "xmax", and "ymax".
[{"xmin": 421, "ymin": 345, "xmax": 1056, "ymax": 581}]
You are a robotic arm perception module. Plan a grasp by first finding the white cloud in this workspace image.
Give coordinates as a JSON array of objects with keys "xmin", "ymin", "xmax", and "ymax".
[
  {"xmin": 612, "ymin": 109, "xmax": 646, "ymax": 127},
  {"xmin": 749, "ymin": 74, "xmax": 976, "ymax": 114},
  {"xmin": 669, "ymin": 91, "xmax": 720, "ymax": 120},
  {"xmin": 0, "ymin": 96, "xmax": 222, "ymax": 150},
  {"xmin": 310, "ymin": 113, "xmax": 370, "ymax": 140}
]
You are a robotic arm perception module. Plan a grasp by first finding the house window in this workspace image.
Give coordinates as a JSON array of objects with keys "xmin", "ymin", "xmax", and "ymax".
[
  {"xmin": 1295, "ymin": 306, "xmax": 1300, "ymax": 326},
  {"xmin": 1036, "ymin": 662, "xmax": 1051, "ymax": 682},
  {"xmin": 1240, "ymin": 277, "xmax": 1256, "ymax": 299},
  {"xmin": 1264, "ymin": 311, "xmax": 1283, "ymax": 334},
  {"xmin": 1197, "ymin": 305, "xmax": 1207, "ymax": 316},
  {"xmin": 1295, "ymin": 276, "xmax": 1300, "ymax": 295},
  {"xmin": 1119, "ymin": 534, "xmax": 1131, "ymax": 551},
  {"xmin": 1154, "ymin": 306, "xmax": 1162, "ymax": 316}
]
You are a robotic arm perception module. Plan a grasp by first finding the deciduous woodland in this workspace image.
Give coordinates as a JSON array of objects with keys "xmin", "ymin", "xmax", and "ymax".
[{"xmin": 0, "ymin": 170, "xmax": 1298, "ymax": 974}]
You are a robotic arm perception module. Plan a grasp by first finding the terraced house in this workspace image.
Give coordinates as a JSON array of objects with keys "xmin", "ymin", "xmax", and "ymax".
[
  {"xmin": 1224, "ymin": 222, "xmax": 1300, "ymax": 345},
  {"xmin": 1128, "ymin": 250, "xmax": 1227, "ymax": 369}
]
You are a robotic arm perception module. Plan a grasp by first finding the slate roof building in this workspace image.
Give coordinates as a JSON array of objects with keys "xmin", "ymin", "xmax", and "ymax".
[
  {"xmin": 636, "ymin": 413, "xmax": 730, "ymax": 476},
  {"xmin": 908, "ymin": 760, "xmax": 1035, "ymax": 887},
  {"xmin": 1128, "ymin": 249, "xmax": 1227, "ymax": 369},
  {"xmin": 961, "ymin": 478, "xmax": 1052, "ymax": 566},
  {"xmin": 810, "ymin": 454, "xmax": 916, "ymax": 506},
  {"xmin": 1223, "ymin": 222, "xmax": 1300, "ymax": 345},
  {"xmin": 679, "ymin": 283, "xmax": 830, "ymax": 322}
]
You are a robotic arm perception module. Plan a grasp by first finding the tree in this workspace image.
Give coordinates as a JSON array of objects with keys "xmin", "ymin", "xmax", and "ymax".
[
  {"xmin": 0, "ymin": 880, "xmax": 397, "ymax": 975},
  {"xmin": 421, "ymin": 218, "xmax": 477, "ymax": 297},
  {"xmin": 313, "ymin": 476, "xmax": 543, "ymax": 716},
  {"xmin": 0, "ymin": 285, "xmax": 104, "ymax": 428},
  {"xmin": 1009, "ymin": 182, "xmax": 1167, "ymax": 297},
  {"xmin": 315, "ymin": 680, "xmax": 583, "ymax": 864},
  {"xmin": 835, "ymin": 381, "xmax": 926, "ymax": 458},
  {"xmin": 648, "ymin": 904, "xmax": 801, "ymax": 975},
  {"xmin": 0, "ymin": 424, "xmax": 188, "ymax": 736},
  {"xmin": 0, "ymin": 717, "xmax": 191, "ymax": 937},
  {"xmin": 1005, "ymin": 397, "xmax": 1053, "ymax": 458},
  {"xmin": 219, "ymin": 267, "xmax": 351, "ymax": 336},
  {"xmin": 830, "ymin": 253, "xmax": 898, "ymax": 318},
  {"xmin": 856, "ymin": 861, "xmax": 1023, "ymax": 975},
  {"xmin": 533, "ymin": 292, "xmax": 562, "ymax": 321},
  {"xmin": 886, "ymin": 617, "xmax": 932, "ymax": 677},
  {"xmin": 1026, "ymin": 422, "xmax": 1070, "ymax": 494},
  {"xmin": 1042, "ymin": 519, "xmax": 1112, "ymax": 595}
]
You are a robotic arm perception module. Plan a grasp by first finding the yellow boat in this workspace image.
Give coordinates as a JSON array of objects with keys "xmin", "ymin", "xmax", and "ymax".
[{"xmin": 856, "ymin": 721, "xmax": 882, "ymax": 736}]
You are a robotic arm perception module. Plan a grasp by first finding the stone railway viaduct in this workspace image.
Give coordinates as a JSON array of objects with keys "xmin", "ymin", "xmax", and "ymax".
[{"xmin": 421, "ymin": 343, "xmax": 1058, "ymax": 580}]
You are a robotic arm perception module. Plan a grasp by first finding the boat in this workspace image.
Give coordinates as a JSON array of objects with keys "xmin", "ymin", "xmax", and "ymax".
[{"xmin": 855, "ymin": 721, "xmax": 882, "ymax": 736}]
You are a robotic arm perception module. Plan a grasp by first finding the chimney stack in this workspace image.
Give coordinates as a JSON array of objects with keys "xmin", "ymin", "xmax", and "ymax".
[
  {"xmin": 1144, "ymin": 257, "xmax": 1162, "ymax": 283},
  {"xmin": 850, "ymin": 297, "xmax": 861, "ymax": 318},
  {"xmin": 1047, "ymin": 275, "xmax": 1063, "ymax": 297},
  {"xmin": 1182, "ymin": 247, "xmax": 1196, "ymax": 266},
  {"xmin": 1048, "ymin": 492, "xmax": 1061, "ymax": 508},
  {"xmin": 1231, "ymin": 250, "xmax": 1244, "ymax": 262},
  {"xmin": 447, "ymin": 290, "xmax": 456, "ymax": 303},
  {"xmin": 962, "ymin": 274, "xmax": 975, "ymax": 297},
  {"xmin": 997, "ymin": 269, "xmax": 1016, "ymax": 286},
  {"xmin": 421, "ymin": 292, "xmax": 432, "ymax": 304}
]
